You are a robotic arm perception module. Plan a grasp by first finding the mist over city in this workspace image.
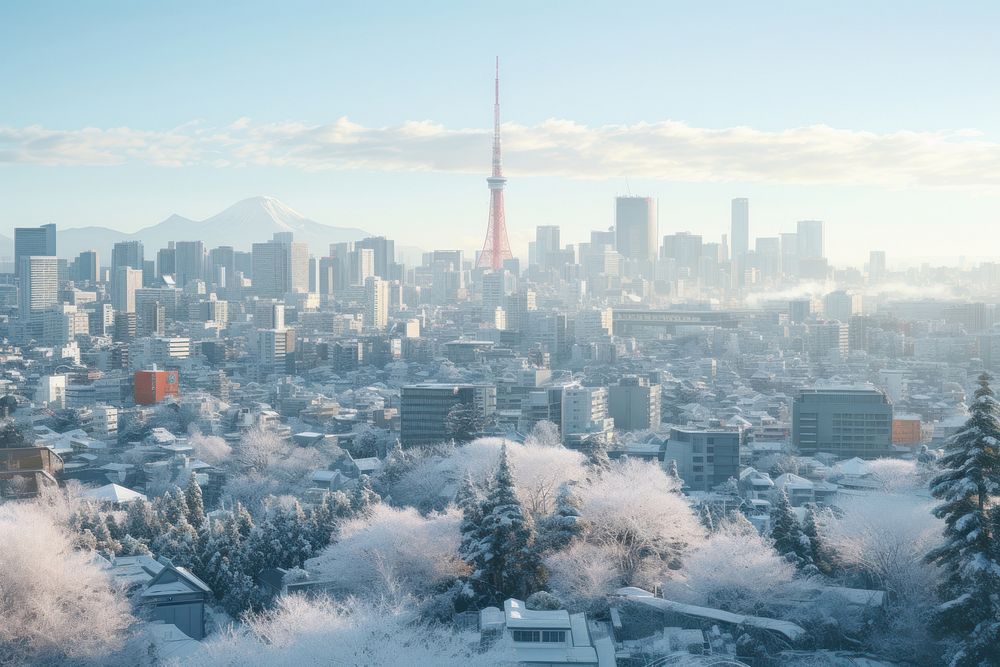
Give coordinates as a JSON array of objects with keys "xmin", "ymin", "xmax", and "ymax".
[{"xmin": 3, "ymin": 3, "xmax": 1000, "ymax": 666}]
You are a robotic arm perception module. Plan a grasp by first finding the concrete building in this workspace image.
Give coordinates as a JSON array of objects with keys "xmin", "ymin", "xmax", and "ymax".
[
  {"xmin": 112, "ymin": 267, "xmax": 143, "ymax": 313},
  {"xmin": 663, "ymin": 427, "xmax": 741, "ymax": 492},
  {"xmin": 364, "ymin": 276, "xmax": 389, "ymax": 330},
  {"xmin": 615, "ymin": 196, "xmax": 657, "ymax": 261},
  {"xmin": 14, "ymin": 223, "xmax": 56, "ymax": 277},
  {"xmin": 793, "ymin": 387, "xmax": 894, "ymax": 459},
  {"xmin": 252, "ymin": 235, "xmax": 309, "ymax": 297},
  {"xmin": 19, "ymin": 256, "xmax": 60, "ymax": 323},
  {"xmin": 608, "ymin": 376, "xmax": 661, "ymax": 432},
  {"xmin": 400, "ymin": 383, "xmax": 497, "ymax": 447},
  {"xmin": 561, "ymin": 385, "xmax": 613, "ymax": 446}
]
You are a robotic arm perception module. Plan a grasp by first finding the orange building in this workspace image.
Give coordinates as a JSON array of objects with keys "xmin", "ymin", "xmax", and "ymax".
[
  {"xmin": 892, "ymin": 415, "xmax": 922, "ymax": 446},
  {"xmin": 134, "ymin": 370, "xmax": 180, "ymax": 405}
]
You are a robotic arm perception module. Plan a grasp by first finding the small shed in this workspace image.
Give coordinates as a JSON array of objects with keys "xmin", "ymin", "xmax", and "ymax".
[{"xmin": 140, "ymin": 557, "xmax": 212, "ymax": 640}]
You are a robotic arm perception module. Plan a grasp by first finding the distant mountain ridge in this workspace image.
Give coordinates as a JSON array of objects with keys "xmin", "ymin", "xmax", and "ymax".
[{"xmin": 17, "ymin": 197, "xmax": 374, "ymax": 260}]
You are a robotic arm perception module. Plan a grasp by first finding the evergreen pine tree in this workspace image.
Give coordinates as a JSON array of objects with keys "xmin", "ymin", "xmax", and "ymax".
[
  {"xmin": 465, "ymin": 444, "xmax": 541, "ymax": 604},
  {"xmin": 184, "ymin": 475, "xmax": 207, "ymax": 529},
  {"xmin": 123, "ymin": 497, "xmax": 156, "ymax": 542},
  {"xmin": 803, "ymin": 506, "xmax": 834, "ymax": 575},
  {"xmin": 769, "ymin": 489, "xmax": 813, "ymax": 568},
  {"xmin": 925, "ymin": 373, "xmax": 1000, "ymax": 666},
  {"xmin": 536, "ymin": 482, "xmax": 583, "ymax": 553},
  {"xmin": 350, "ymin": 474, "xmax": 381, "ymax": 516},
  {"xmin": 456, "ymin": 473, "xmax": 485, "ymax": 564}
]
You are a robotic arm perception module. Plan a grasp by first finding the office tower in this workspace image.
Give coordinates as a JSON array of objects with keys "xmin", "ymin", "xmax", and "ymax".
[
  {"xmin": 14, "ymin": 224, "xmax": 56, "ymax": 277},
  {"xmin": 823, "ymin": 290, "xmax": 861, "ymax": 322},
  {"xmin": 400, "ymin": 383, "xmax": 497, "ymax": 446},
  {"xmin": 869, "ymin": 250, "xmax": 887, "ymax": 282},
  {"xmin": 663, "ymin": 427, "xmax": 741, "ymax": 492},
  {"xmin": 174, "ymin": 241, "xmax": 206, "ymax": 287},
  {"xmin": 574, "ymin": 308, "xmax": 612, "ymax": 345},
  {"xmin": 142, "ymin": 259, "xmax": 156, "ymax": 287},
  {"xmin": 355, "ymin": 236, "xmax": 395, "ymax": 279},
  {"xmin": 140, "ymin": 301, "xmax": 166, "ymax": 337},
  {"xmin": 793, "ymin": 387, "xmax": 893, "ymax": 459},
  {"xmin": 534, "ymin": 225, "xmax": 560, "ymax": 268},
  {"xmin": 661, "ymin": 232, "xmax": 703, "ymax": 276},
  {"xmin": 111, "ymin": 240, "xmax": 144, "ymax": 271},
  {"xmin": 476, "ymin": 58, "xmax": 513, "ymax": 270},
  {"xmin": 481, "ymin": 270, "xmax": 508, "ymax": 312},
  {"xmin": 561, "ymin": 385, "xmax": 613, "ymax": 446},
  {"xmin": 350, "ymin": 248, "xmax": 375, "ymax": 286},
  {"xmin": 254, "ymin": 299, "xmax": 285, "ymax": 330},
  {"xmin": 113, "ymin": 311, "xmax": 137, "ymax": 342},
  {"xmin": 754, "ymin": 237, "xmax": 781, "ymax": 281},
  {"xmin": 788, "ymin": 298, "xmax": 811, "ymax": 324},
  {"xmin": 112, "ymin": 266, "xmax": 143, "ymax": 313},
  {"xmin": 252, "ymin": 235, "xmax": 309, "ymax": 298},
  {"xmin": 18, "ymin": 256, "xmax": 59, "ymax": 322},
  {"xmin": 608, "ymin": 376, "xmax": 662, "ymax": 431},
  {"xmin": 157, "ymin": 247, "xmax": 176, "ymax": 278},
  {"xmin": 615, "ymin": 196, "xmax": 657, "ymax": 260},
  {"xmin": 317, "ymin": 257, "xmax": 338, "ymax": 296},
  {"xmin": 780, "ymin": 232, "xmax": 799, "ymax": 277},
  {"xmin": 806, "ymin": 321, "xmax": 849, "ymax": 359},
  {"xmin": 796, "ymin": 220, "xmax": 824, "ymax": 259},
  {"xmin": 364, "ymin": 276, "xmax": 389, "ymax": 330},
  {"xmin": 730, "ymin": 198, "xmax": 749, "ymax": 259},
  {"xmin": 209, "ymin": 246, "xmax": 236, "ymax": 289},
  {"xmin": 74, "ymin": 250, "xmax": 99, "ymax": 284},
  {"xmin": 42, "ymin": 304, "xmax": 89, "ymax": 346}
]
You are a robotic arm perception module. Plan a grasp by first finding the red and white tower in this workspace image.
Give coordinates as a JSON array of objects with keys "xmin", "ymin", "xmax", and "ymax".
[{"xmin": 476, "ymin": 57, "xmax": 513, "ymax": 270}]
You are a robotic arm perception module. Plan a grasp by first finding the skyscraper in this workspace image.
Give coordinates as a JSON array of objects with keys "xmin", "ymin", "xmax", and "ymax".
[
  {"xmin": 252, "ymin": 234, "xmax": 309, "ymax": 298},
  {"xmin": 18, "ymin": 256, "xmax": 59, "ymax": 322},
  {"xmin": 730, "ymin": 198, "xmax": 749, "ymax": 259},
  {"xmin": 174, "ymin": 241, "xmax": 207, "ymax": 287},
  {"xmin": 355, "ymin": 236, "xmax": 396, "ymax": 279},
  {"xmin": 364, "ymin": 276, "xmax": 389, "ymax": 330},
  {"xmin": 111, "ymin": 241, "xmax": 144, "ymax": 272},
  {"xmin": 796, "ymin": 220, "xmax": 825, "ymax": 259},
  {"xmin": 869, "ymin": 250, "xmax": 887, "ymax": 282},
  {"xmin": 534, "ymin": 225, "xmax": 560, "ymax": 269},
  {"xmin": 112, "ymin": 267, "xmax": 143, "ymax": 313},
  {"xmin": 615, "ymin": 196, "xmax": 657, "ymax": 260},
  {"xmin": 74, "ymin": 250, "xmax": 99, "ymax": 284},
  {"xmin": 14, "ymin": 224, "xmax": 56, "ymax": 277}
]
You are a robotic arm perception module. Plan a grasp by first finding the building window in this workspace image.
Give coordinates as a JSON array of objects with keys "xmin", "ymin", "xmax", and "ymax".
[
  {"xmin": 512, "ymin": 630, "xmax": 540, "ymax": 642},
  {"xmin": 541, "ymin": 630, "xmax": 566, "ymax": 643}
]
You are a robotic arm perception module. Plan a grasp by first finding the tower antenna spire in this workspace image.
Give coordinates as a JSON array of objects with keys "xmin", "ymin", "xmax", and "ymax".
[{"xmin": 477, "ymin": 57, "xmax": 513, "ymax": 270}]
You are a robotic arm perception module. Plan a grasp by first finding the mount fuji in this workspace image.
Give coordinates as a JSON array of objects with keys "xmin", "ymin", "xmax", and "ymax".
[{"xmin": 51, "ymin": 197, "xmax": 373, "ymax": 259}]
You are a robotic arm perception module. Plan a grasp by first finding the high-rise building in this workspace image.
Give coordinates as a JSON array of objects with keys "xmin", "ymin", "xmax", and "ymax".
[
  {"xmin": 663, "ymin": 427, "xmax": 741, "ymax": 492},
  {"xmin": 18, "ymin": 256, "xmax": 59, "ymax": 322},
  {"xmin": 355, "ymin": 236, "xmax": 396, "ymax": 279},
  {"xmin": 174, "ymin": 241, "xmax": 206, "ymax": 287},
  {"xmin": 796, "ymin": 220, "xmax": 824, "ymax": 260},
  {"xmin": 364, "ymin": 276, "xmax": 389, "ymax": 330},
  {"xmin": 615, "ymin": 196, "xmax": 657, "ymax": 260},
  {"xmin": 14, "ymin": 224, "xmax": 56, "ymax": 277},
  {"xmin": 793, "ymin": 387, "xmax": 893, "ymax": 459},
  {"xmin": 74, "ymin": 250, "xmax": 99, "ymax": 284},
  {"xmin": 350, "ymin": 248, "xmax": 375, "ymax": 286},
  {"xmin": 209, "ymin": 246, "xmax": 236, "ymax": 290},
  {"xmin": 252, "ymin": 235, "xmax": 309, "ymax": 297},
  {"xmin": 534, "ymin": 225, "xmax": 560, "ymax": 269},
  {"xmin": 780, "ymin": 232, "xmax": 799, "ymax": 277},
  {"xmin": 730, "ymin": 198, "xmax": 749, "ymax": 259},
  {"xmin": 869, "ymin": 250, "xmax": 887, "ymax": 282},
  {"xmin": 112, "ymin": 267, "xmax": 143, "ymax": 313},
  {"xmin": 157, "ymin": 247, "xmax": 176, "ymax": 278},
  {"xmin": 111, "ymin": 241, "xmax": 144, "ymax": 272},
  {"xmin": 561, "ymin": 385, "xmax": 613, "ymax": 446}
]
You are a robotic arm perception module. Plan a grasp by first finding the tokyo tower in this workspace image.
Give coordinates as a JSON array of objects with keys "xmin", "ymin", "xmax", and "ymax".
[{"xmin": 476, "ymin": 57, "xmax": 513, "ymax": 270}]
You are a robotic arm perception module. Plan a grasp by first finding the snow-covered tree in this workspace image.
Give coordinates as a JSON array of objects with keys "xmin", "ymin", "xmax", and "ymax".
[
  {"xmin": 463, "ymin": 444, "xmax": 542, "ymax": 604},
  {"xmin": 575, "ymin": 459, "xmax": 704, "ymax": 586},
  {"xmin": 187, "ymin": 595, "xmax": 513, "ymax": 666},
  {"xmin": 252, "ymin": 497, "xmax": 315, "ymax": 571},
  {"xmin": 524, "ymin": 420, "xmax": 561, "ymax": 448},
  {"xmin": 769, "ymin": 489, "xmax": 813, "ymax": 569},
  {"xmin": 925, "ymin": 372, "xmax": 1000, "ymax": 665},
  {"xmin": 185, "ymin": 475, "xmax": 207, "ymax": 529},
  {"xmin": 306, "ymin": 504, "xmax": 467, "ymax": 599},
  {"xmin": 662, "ymin": 516, "xmax": 795, "ymax": 614},
  {"xmin": 536, "ymin": 482, "xmax": 584, "ymax": 553},
  {"xmin": 803, "ymin": 505, "xmax": 835, "ymax": 575},
  {"xmin": 545, "ymin": 540, "xmax": 625, "ymax": 615},
  {"xmin": 187, "ymin": 429, "xmax": 233, "ymax": 465},
  {"xmin": 0, "ymin": 503, "xmax": 134, "ymax": 664}
]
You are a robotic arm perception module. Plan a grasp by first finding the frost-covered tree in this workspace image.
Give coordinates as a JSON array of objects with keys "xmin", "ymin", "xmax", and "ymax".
[
  {"xmin": 350, "ymin": 474, "xmax": 381, "ymax": 516},
  {"xmin": 536, "ymin": 482, "xmax": 584, "ymax": 553},
  {"xmin": 306, "ymin": 505, "xmax": 467, "ymax": 599},
  {"xmin": 0, "ymin": 503, "xmax": 134, "ymax": 664},
  {"xmin": 769, "ymin": 489, "xmax": 813, "ymax": 569},
  {"xmin": 308, "ymin": 490, "xmax": 351, "ymax": 550},
  {"xmin": 464, "ymin": 444, "xmax": 541, "ymax": 604},
  {"xmin": 187, "ymin": 595, "xmax": 513, "ymax": 666},
  {"xmin": 803, "ymin": 505, "xmax": 835, "ymax": 575},
  {"xmin": 185, "ymin": 475, "xmax": 207, "ymax": 529},
  {"xmin": 662, "ymin": 517, "xmax": 794, "ymax": 614},
  {"xmin": 575, "ymin": 459, "xmax": 703, "ymax": 586},
  {"xmin": 252, "ymin": 497, "xmax": 315, "ymax": 571},
  {"xmin": 925, "ymin": 372, "xmax": 1000, "ymax": 665},
  {"xmin": 524, "ymin": 420, "xmax": 561, "ymax": 448},
  {"xmin": 187, "ymin": 429, "xmax": 232, "ymax": 465}
]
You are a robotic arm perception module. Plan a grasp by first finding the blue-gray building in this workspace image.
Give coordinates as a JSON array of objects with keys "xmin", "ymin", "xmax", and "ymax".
[{"xmin": 793, "ymin": 387, "xmax": 893, "ymax": 459}]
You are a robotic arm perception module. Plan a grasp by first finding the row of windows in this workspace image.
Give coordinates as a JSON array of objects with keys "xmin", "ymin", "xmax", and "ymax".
[{"xmin": 511, "ymin": 630, "xmax": 566, "ymax": 643}]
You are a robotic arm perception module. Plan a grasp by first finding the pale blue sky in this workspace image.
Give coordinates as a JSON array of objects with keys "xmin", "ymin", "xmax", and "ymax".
[{"xmin": 3, "ymin": 1, "xmax": 1000, "ymax": 264}]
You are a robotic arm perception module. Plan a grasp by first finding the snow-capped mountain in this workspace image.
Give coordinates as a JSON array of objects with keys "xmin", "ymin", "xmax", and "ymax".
[{"xmin": 51, "ymin": 196, "xmax": 372, "ymax": 259}]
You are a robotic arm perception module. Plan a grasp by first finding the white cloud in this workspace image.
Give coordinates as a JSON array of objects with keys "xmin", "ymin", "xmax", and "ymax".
[{"xmin": 2, "ymin": 117, "xmax": 1000, "ymax": 189}]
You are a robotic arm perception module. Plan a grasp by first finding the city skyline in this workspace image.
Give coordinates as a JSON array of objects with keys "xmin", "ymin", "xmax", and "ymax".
[{"xmin": 5, "ymin": 2, "xmax": 1000, "ymax": 265}]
